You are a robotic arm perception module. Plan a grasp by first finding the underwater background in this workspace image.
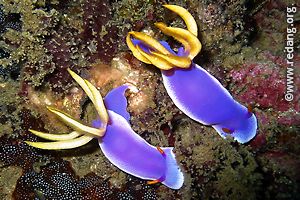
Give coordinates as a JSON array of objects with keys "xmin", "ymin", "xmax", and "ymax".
[{"xmin": 0, "ymin": 0, "xmax": 299, "ymax": 199}]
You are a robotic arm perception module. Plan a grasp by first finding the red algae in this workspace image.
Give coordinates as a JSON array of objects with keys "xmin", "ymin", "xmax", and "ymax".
[
  {"xmin": 230, "ymin": 52, "xmax": 299, "ymax": 112},
  {"xmin": 81, "ymin": 0, "xmax": 118, "ymax": 63}
]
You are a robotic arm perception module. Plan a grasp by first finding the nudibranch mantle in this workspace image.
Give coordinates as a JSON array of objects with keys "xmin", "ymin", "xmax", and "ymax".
[
  {"xmin": 127, "ymin": 5, "xmax": 257, "ymax": 143},
  {"xmin": 26, "ymin": 69, "xmax": 184, "ymax": 190}
]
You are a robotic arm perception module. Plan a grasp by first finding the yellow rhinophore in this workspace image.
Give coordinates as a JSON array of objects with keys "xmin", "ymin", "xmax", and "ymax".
[
  {"xmin": 25, "ymin": 69, "xmax": 108, "ymax": 150},
  {"xmin": 163, "ymin": 4, "xmax": 198, "ymax": 36},
  {"xmin": 126, "ymin": 4, "xmax": 202, "ymax": 70}
]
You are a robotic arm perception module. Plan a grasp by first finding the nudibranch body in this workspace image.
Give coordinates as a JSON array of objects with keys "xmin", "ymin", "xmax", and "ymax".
[
  {"xmin": 127, "ymin": 5, "xmax": 257, "ymax": 143},
  {"xmin": 94, "ymin": 86, "xmax": 183, "ymax": 189},
  {"xmin": 26, "ymin": 70, "xmax": 183, "ymax": 190}
]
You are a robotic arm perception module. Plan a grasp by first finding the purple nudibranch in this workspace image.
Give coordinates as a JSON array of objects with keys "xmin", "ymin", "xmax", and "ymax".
[
  {"xmin": 26, "ymin": 70, "xmax": 184, "ymax": 190},
  {"xmin": 162, "ymin": 61, "xmax": 258, "ymax": 143},
  {"xmin": 127, "ymin": 5, "xmax": 257, "ymax": 143},
  {"xmin": 93, "ymin": 85, "xmax": 184, "ymax": 189}
]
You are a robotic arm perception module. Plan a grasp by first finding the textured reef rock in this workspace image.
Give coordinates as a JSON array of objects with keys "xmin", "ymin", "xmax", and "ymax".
[{"xmin": 0, "ymin": 0, "xmax": 299, "ymax": 199}]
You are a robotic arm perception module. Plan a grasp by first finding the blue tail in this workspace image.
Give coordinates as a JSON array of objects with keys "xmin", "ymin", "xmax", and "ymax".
[{"xmin": 161, "ymin": 147, "xmax": 184, "ymax": 189}]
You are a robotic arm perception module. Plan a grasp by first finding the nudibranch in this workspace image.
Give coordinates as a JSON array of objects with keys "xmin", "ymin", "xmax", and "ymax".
[
  {"xmin": 126, "ymin": 5, "xmax": 257, "ymax": 143},
  {"xmin": 25, "ymin": 69, "xmax": 183, "ymax": 190}
]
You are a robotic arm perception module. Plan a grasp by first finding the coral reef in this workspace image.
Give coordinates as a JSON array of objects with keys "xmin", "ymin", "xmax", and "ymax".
[{"xmin": 0, "ymin": 0, "xmax": 299, "ymax": 199}]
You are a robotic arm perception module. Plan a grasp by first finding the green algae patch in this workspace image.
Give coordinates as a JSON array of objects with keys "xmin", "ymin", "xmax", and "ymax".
[
  {"xmin": 0, "ymin": 80, "xmax": 23, "ymax": 136},
  {"xmin": 0, "ymin": 166, "xmax": 23, "ymax": 199}
]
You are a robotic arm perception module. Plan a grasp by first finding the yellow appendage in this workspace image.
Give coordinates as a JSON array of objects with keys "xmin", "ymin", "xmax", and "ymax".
[
  {"xmin": 25, "ymin": 69, "xmax": 108, "ymax": 150},
  {"xmin": 126, "ymin": 4, "xmax": 202, "ymax": 70}
]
